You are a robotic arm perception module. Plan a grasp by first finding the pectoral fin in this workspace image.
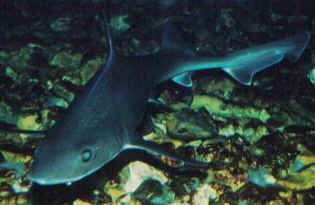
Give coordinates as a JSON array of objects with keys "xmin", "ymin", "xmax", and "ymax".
[
  {"xmin": 222, "ymin": 52, "xmax": 284, "ymax": 85},
  {"xmin": 125, "ymin": 139, "xmax": 220, "ymax": 170}
]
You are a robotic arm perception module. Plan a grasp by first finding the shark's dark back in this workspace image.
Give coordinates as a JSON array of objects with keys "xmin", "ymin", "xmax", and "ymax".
[{"xmin": 46, "ymin": 54, "xmax": 156, "ymax": 145}]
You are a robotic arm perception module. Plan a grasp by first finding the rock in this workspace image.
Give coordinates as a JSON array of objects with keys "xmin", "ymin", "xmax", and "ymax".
[
  {"xmin": 247, "ymin": 167, "xmax": 276, "ymax": 187},
  {"xmin": 119, "ymin": 161, "xmax": 168, "ymax": 193},
  {"xmin": 307, "ymin": 67, "xmax": 315, "ymax": 86},
  {"xmin": 276, "ymin": 151, "xmax": 315, "ymax": 191},
  {"xmin": 198, "ymin": 78, "xmax": 235, "ymax": 100},
  {"xmin": 0, "ymin": 194, "xmax": 29, "ymax": 205},
  {"xmin": 73, "ymin": 199, "xmax": 94, "ymax": 205},
  {"xmin": 142, "ymin": 132, "xmax": 183, "ymax": 149},
  {"xmin": 277, "ymin": 165, "xmax": 315, "ymax": 191},
  {"xmin": 133, "ymin": 180, "xmax": 175, "ymax": 205},
  {"xmin": 16, "ymin": 114, "xmax": 42, "ymax": 130},
  {"xmin": 192, "ymin": 184, "xmax": 218, "ymax": 205},
  {"xmin": 191, "ymin": 95, "xmax": 271, "ymax": 122},
  {"xmin": 0, "ymin": 102, "xmax": 18, "ymax": 126},
  {"xmin": 50, "ymin": 17, "xmax": 71, "ymax": 32},
  {"xmin": 49, "ymin": 51, "xmax": 82, "ymax": 70},
  {"xmin": 43, "ymin": 96, "xmax": 69, "ymax": 109},
  {"xmin": 80, "ymin": 57, "xmax": 103, "ymax": 85},
  {"xmin": 165, "ymin": 111, "xmax": 216, "ymax": 139},
  {"xmin": 106, "ymin": 187, "xmax": 126, "ymax": 203},
  {"xmin": 4, "ymin": 67, "xmax": 18, "ymax": 81},
  {"xmin": 110, "ymin": 15, "xmax": 130, "ymax": 33},
  {"xmin": 218, "ymin": 122, "xmax": 269, "ymax": 144},
  {"xmin": 212, "ymin": 169, "xmax": 246, "ymax": 192},
  {"xmin": 6, "ymin": 44, "xmax": 40, "ymax": 71}
]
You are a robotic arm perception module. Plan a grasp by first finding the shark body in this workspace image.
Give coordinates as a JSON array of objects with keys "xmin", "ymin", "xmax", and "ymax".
[{"xmin": 26, "ymin": 23, "xmax": 310, "ymax": 185}]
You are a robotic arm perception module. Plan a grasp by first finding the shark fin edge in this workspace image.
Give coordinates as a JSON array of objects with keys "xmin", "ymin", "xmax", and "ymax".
[
  {"xmin": 124, "ymin": 139, "xmax": 211, "ymax": 170},
  {"xmin": 171, "ymin": 72, "xmax": 193, "ymax": 88},
  {"xmin": 222, "ymin": 52, "xmax": 284, "ymax": 86}
]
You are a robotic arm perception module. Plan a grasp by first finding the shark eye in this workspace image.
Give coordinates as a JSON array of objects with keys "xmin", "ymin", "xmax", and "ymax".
[{"xmin": 81, "ymin": 147, "xmax": 93, "ymax": 162}]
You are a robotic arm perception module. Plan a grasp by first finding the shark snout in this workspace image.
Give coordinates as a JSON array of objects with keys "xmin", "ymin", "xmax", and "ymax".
[
  {"xmin": 28, "ymin": 168, "xmax": 59, "ymax": 185},
  {"xmin": 28, "ymin": 168, "xmax": 74, "ymax": 186}
]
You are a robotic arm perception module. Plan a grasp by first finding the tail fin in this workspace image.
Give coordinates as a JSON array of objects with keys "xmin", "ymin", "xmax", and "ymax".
[
  {"xmin": 284, "ymin": 32, "xmax": 311, "ymax": 62},
  {"xmin": 222, "ymin": 32, "xmax": 311, "ymax": 85}
]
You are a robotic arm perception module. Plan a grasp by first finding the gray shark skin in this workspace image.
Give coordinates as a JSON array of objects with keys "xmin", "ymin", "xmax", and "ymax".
[{"xmin": 27, "ymin": 23, "xmax": 310, "ymax": 185}]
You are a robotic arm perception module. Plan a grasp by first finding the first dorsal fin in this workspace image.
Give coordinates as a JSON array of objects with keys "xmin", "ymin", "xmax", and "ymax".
[
  {"xmin": 105, "ymin": 17, "xmax": 115, "ymax": 60},
  {"xmin": 97, "ymin": 1, "xmax": 115, "ymax": 60}
]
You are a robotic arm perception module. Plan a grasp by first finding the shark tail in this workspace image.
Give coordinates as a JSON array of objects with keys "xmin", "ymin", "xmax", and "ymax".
[
  {"xmin": 283, "ymin": 32, "xmax": 311, "ymax": 62},
  {"xmin": 221, "ymin": 32, "xmax": 311, "ymax": 85}
]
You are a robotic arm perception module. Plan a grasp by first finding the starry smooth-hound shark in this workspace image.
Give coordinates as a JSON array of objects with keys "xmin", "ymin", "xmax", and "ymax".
[{"xmin": 18, "ymin": 21, "xmax": 309, "ymax": 185}]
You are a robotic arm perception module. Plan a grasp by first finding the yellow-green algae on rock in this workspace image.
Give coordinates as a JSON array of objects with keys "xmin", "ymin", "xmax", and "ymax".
[
  {"xmin": 164, "ymin": 111, "xmax": 216, "ymax": 139},
  {"xmin": 276, "ymin": 146, "xmax": 315, "ymax": 191},
  {"xmin": 101, "ymin": 161, "xmax": 176, "ymax": 204},
  {"xmin": 49, "ymin": 51, "xmax": 82, "ymax": 70},
  {"xmin": 191, "ymin": 95, "xmax": 271, "ymax": 123},
  {"xmin": 16, "ymin": 110, "xmax": 51, "ymax": 131},
  {"xmin": 80, "ymin": 57, "xmax": 103, "ymax": 85},
  {"xmin": 1, "ymin": 43, "xmax": 41, "ymax": 71}
]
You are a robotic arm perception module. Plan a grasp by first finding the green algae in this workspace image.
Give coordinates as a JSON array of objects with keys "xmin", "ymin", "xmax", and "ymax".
[
  {"xmin": 307, "ymin": 68, "xmax": 315, "ymax": 86},
  {"xmin": 4, "ymin": 66, "xmax": 18, "ymax": 81},
  {"xmin": 16, "ymin": 114, "xmax": 41, "ymax": 130},
  {"xmin": 80, "ymin": 57, "xmax": 103, "ymax": 85},
  {"xmin": 4, "ymin": 44, "xmax": 40, "ymax": 71},
  {"xmin": 165, "ymin": 111, "xmax": 216, "ymax": 139},
  {"xmin": 277, "ymin": 165, "xmax": 315, "ymax": 191},
  {"xmin": 276, "ymin": 148, "xmax": 315, "ymax": 191},
  {"xmin": 49, "ymin": 51, "xmax": 82, "ymax": 70},
  {"xmin": 43, "ymin": 96, "xmax": 69, "ymax": 109},
  {"xmin": 198, "ymin": 78, "xmax": 236, "ymax": 100},
  {"xmin": 110, "ymin": 15, "xmax": 130, "ymax": 33},
  {"xmin": 50, "ymin": 17, "xmax": 71, "ymax": 32},
  {"xmin": 0, "ymin": 102, "xmax": 18, "ymax": 126},
  {"xmin": 133, "ymin": 180, "xmax": 175, "ymax": 205},
  {"xmin": 218, "ymin": 122, "xmax": 269, "ymax": 144}
]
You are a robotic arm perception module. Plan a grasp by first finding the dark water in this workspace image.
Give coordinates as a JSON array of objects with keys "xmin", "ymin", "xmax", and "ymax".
[{"xmin": 0, "ymin": 1, "xmax": 314, "ymax": 204}]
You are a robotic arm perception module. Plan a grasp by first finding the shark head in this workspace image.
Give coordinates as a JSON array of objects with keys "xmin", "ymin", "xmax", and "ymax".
[{"xmin": 28, "ymin": 126, "xmax": 122, "ymax": 185}]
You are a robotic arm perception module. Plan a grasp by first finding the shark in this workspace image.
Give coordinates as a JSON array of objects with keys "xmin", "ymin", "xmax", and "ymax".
[{"xmin": 2, "ymin": 19, "xmax": 309, "ymax": 185}]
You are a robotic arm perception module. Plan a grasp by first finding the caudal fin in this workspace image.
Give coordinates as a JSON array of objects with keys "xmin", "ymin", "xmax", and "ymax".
[
  {"xmin": 222, "ymin": 32, "xmax": 310, "ymax": 85},
  {"xmin": 284, "ymin": 32, "xmax": 311, "ymax": 62}
]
